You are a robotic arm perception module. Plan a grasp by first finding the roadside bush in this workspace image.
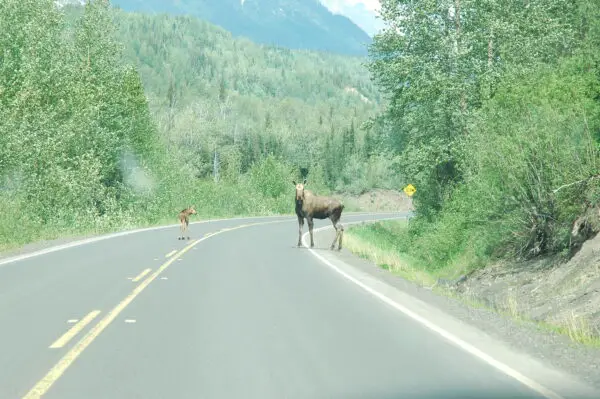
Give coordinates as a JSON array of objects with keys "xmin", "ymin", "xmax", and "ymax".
[{"xmin": 406, "ymin": 55, "xmax": 600, "ymax": 271}]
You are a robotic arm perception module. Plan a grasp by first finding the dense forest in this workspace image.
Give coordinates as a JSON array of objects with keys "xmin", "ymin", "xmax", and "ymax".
[
  {"xmin": 5, "ymin": 0, "xmax": 598, "ymax": 274},
  {"xmin": 0, "ymin": 0, "xmax": 397, "ymax": 251},
  {"xmin": 105, "ymin": 8, "xmax": 394, "ymax": 191},
  {"xmin": 362, "ymin": 0, "xmax": 600, "ymax": 271}
]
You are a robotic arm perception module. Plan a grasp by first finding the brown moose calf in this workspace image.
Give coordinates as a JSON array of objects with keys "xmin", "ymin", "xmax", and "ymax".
[{"xmin": 178, "ymin": 206, "xmax": 197, "ymax": 240}]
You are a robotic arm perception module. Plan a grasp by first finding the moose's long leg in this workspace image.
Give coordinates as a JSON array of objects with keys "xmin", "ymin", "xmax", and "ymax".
[
  {"xmin": 329, "ymin": 212, "xmax": 344, "ymax": 250},
  {"xmin": 337, "ymin": 223, "xmax": 344, "ymax": 251},
  {"xmin": 297, "ymin": 215, "xmax": 304, "ymax": 247},
  {"xmin": 179, "ymin": 219, "xmax": 184, "ymax": 240},
  {"xmin": 307, "ymin": 217, "xmax": 315, "ymax": 248},
  {"xmin": 330, "ymin": 229, "xmax": 339, "ymax": 250},
  {"xmin": 330, "ymin": 219, "xmax": 340, "ymax": 250},
  {"xmin": 185, "ymin": 219, "xmax": 190, "ymax": 240}
]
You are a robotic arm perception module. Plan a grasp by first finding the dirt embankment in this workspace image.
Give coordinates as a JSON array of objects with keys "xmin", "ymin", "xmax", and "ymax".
[
  {"xmin": 452, "ymin": 232, "xmax": 600, "ymax": 339},
  {"xmin": 340, "ymin": 189, "xmax": 414, "ymax": 213},
  {"xmin": 341, "ymin": 190, "xmax": 599, "ymax": 341}
]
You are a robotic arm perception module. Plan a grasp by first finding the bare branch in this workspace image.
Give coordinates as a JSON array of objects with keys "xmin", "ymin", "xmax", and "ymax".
[{"xmin": 552, "ymin": 173, "xmax": 600, "ymax": 194}]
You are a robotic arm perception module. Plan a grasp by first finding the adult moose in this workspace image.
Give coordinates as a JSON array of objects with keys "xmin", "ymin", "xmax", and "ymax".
[{"xmin": 293, "ymin": 179, "xmax": 345, "ymax": 250}]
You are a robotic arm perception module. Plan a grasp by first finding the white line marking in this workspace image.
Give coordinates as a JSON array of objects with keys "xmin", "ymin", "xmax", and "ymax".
[
  {"xmin": 160, "ymin": 277, "xmax": 168, "ymax": 280},
  {"xmin": 0, "ymin": 212, "xmax": 406, "ymax": 267},
  {"xmin": 165, "ymin": 250, "xmax": 177, "ymax": 258},
  {"xmin": 302, "ymin": 218, "xmax": 564, "ymax": 399},
  {"xmin": 124, "ymin": 319, "xmax": 136, "ymax": 323},
  {"xmin": 66, "ymin": 320, "xmax": 78, "ymax": 324}
]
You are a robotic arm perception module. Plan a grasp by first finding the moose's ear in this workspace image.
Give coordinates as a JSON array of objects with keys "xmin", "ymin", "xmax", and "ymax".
[
  {"xmin": 292, "ymin": 180, "xmax": 297, "ymax": 186},
  {"xmin": 303, "ymin": 179, "xmax": 307, "ymax": 185}
]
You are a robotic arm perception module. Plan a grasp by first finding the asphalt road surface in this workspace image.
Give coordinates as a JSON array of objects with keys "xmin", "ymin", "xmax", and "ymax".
[{"xmin": 0, "ymin": 212, "xmax": 594, "ymax": 399}]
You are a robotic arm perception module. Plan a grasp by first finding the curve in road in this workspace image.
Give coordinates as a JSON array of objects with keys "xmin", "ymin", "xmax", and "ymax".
[{"xmin": 0, "ymin": 212, "xmax": 596, "ymax": 399}]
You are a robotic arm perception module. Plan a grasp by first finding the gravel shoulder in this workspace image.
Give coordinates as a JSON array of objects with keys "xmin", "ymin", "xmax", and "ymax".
[
  {"xmin": 330, "ymin": 223, "xmax": 600, "ymax": 392},
  {"xmin": 0, "ymin": 235, "xmax": 94, "ymax": 262}
]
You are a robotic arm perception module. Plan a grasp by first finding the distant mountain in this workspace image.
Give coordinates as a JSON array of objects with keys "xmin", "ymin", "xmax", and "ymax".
[
  {"xmin": 319, "ymin": 0, "xmax": 384, "ymax": 37},
  {"xmin": 109, "ymin": 0, "xmax": 372, "ymax": 56}
]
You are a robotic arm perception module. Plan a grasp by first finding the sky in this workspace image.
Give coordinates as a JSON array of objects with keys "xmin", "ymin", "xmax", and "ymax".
[
  {"xmin": 322, "ymin": 0, "xmax": 381, "ymax": 13},
  {"xmin": 319, "ymin": 0, "xmax": 384, "ymax": 37}
]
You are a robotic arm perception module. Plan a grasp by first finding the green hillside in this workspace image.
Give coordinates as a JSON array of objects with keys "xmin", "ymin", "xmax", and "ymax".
[
  {"xmin": 107, "ymin": 9, "xmax": 388, "ymax": 187},
  {"xmin": 1, "ymin": 1, "xmax": 396, "ymax": 252}
]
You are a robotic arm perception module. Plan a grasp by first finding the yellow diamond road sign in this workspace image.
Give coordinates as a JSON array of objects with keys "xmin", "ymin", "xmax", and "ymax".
[{"xmin": 403, "ymin": 184, "xmax": 416, "ymax": 197}]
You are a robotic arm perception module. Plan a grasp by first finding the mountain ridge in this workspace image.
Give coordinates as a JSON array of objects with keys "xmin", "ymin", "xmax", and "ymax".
[
  {"xmin": 319, "ymin": 0, "xmax": 383, "ymax": 37},
  {"xmin": 110, "ymin": 0, "xmax": 372, "ymax": 56}
]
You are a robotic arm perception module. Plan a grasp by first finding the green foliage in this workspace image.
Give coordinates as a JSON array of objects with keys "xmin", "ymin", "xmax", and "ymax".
[
  {"xmin": 0, "ymin": 2, "xmax": 394, "ymax": 253},
  {"xmin": 248, "ymin": 155, "xmax": 294, "ymax": 199},
  {"xmin": 367, "ymin": 0, "xmax": 600, "ymax": 268},
  {"xmin": 0, "ymin": 0, "xmax": 169, "ymax": 249},
  {"xmin": 460, "ymin": 57, "xmax": 600, "ymax": 259},
  {"xmin": 83, "ymin": 8, "xmax": 393, "ymax": 193}
]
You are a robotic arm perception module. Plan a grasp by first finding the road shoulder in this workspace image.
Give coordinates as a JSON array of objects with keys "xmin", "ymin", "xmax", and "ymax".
[{"xmin": 308, "ymin": 225, "xmax": 600, "ymax": 399}]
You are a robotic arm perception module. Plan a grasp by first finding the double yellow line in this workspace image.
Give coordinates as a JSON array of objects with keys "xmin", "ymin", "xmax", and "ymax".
[
  {"xmin": 23, "ymin": 219, "xmax": 288, "ymax": 399},
  {"xmin": 48, "ymin": 311, "xmax": 101, "ymax": 350}
]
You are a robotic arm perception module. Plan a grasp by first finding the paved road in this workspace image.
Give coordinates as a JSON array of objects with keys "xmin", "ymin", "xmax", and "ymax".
[{"xmin": 0, "ymin": 212, "xmax": 585, "ymax": 399}]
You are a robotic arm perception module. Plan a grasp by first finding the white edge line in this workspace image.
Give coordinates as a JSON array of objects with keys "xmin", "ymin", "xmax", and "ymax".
[
  {"xmin": 302, "ymin": 217, "xmax": 565, "ymax": 399},
  {"xmin": 0, "ymin": 211, "xmax": 407, "ymax": 268}
]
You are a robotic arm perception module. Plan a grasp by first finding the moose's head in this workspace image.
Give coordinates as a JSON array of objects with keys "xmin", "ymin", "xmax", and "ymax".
[{"xmin": 292, "ymin": 179, "xmax": 307, "ymax": 203}]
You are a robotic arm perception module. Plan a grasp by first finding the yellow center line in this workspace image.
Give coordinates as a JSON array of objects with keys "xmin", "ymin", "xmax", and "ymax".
[
  {"xmin": 22, "ymin": 218, "xmax": 290, "ymax": 399},
  {"xmin": 165, "ymin": 250, "xmax": 177, "ymax": 258},
  {"xmin": 49, "ymin": 311, "xmax": 101, "ymax": 350},
  {"xmin": 131, "ymin": 268, "xmax": 151, "ymax": 283}
]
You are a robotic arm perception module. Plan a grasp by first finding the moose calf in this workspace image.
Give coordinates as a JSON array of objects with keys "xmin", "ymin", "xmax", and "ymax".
[{"xmin": 178, "ymin": 206, "xmax": 196, "ymax": 240}]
